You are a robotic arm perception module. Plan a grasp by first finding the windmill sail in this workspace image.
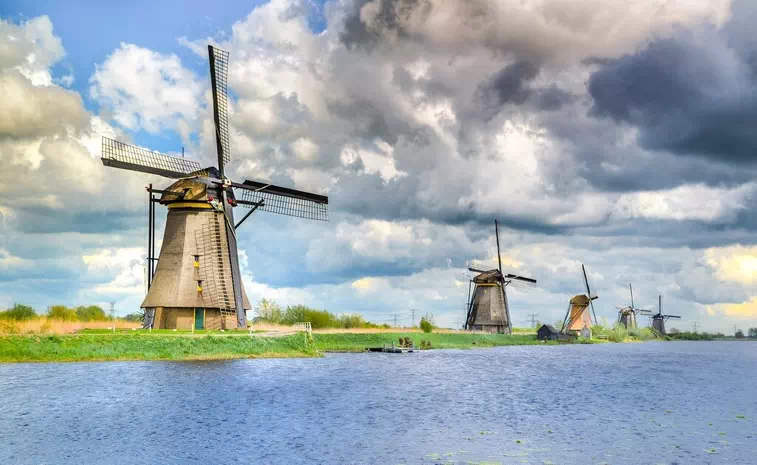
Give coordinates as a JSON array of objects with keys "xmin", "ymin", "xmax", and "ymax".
[
  {"xmin": 235, "ymin": 181, "xmax": 329, "ymax": 221},
  {"xmin": 101, "ymin": 137, "xmax": 202, "ymax": 178},
  {"xmin": 208, "ymin": 45, "xmax": 231, "ymax": 173},
  {"xmin": 582, "ymin": 264, "xmax": 598, "ymax": 324}
]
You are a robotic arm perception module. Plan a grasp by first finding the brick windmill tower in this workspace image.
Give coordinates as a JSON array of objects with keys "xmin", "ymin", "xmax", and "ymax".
[{"xmin": 101, "ymin": 45, "xmax": 328, "ymax": 330}]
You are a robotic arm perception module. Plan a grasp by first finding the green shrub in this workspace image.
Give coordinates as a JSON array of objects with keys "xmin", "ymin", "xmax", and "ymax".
[
  {"xmin": 261, "ymin": 301, "xmax": 381, "ymax": 329},
  {"xmin": 302, "ymin": 309, "xmax": 336, "ymax": 329},
  {"xmin": 47, "ymin": 305, "xmax": 78, "ymax": 321},
  {"xmin": 123, "ymin": 312, "xmax": 143, "ymax": 323},
  {"xmin": 75, "ymin": 305, "xmax": 107, "ymax": 321},
  {"xmin": 668, "ymin": 331, "xmax": 714, "ymax": 341},
  {"xmin": 606, "ymin": 326, "xmax": 628, "ymax": 343},
  {"xmin": 339, "ymin": 314, "xmax": 366, "ymax": 329},
  {"xmin": 420, "ymin": 317, "xmax": 433, "ymax": 333},
  {"xmin": 0, "ymin": 304, "xmax": 37, "ymax": 321},
  {"xmin": 627, "ymin": 327, "xmax": 655, "ymax": 340},
  {"xmin": 256, "ymin": 298, "xmax": 283, "ymax": 323},
  {"xmin": 281, "ymin": 304, "xmax": 307, "ymax": 324}
]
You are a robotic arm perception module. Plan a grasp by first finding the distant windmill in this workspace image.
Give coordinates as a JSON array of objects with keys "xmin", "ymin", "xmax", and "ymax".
[
  {"xmin": 616, "ymin": 283, "xmax": 653, "ymax": 329},
  {"xmin": 649, "ymin": 295, "xmax": 680, "ymax": 336},
  {"xmin": 101, "ymin": 45, "xmax": 329, "ymax": 330},
  {"xmin": 561, "ymin": 264, "xmax": 598, "ymax": 335},
  {"xmin": 463, "ymin": 220, "xmax": 537, "ymax": 334}
]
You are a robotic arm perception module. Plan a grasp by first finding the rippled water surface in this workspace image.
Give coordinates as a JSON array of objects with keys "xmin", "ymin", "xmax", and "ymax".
[{"xmin": 1, "ymin": 341, "xmax": 756, "ymax": 464}]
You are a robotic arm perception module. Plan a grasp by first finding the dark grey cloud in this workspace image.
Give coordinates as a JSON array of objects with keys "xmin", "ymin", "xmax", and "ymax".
[
  {"xmin": 478, "ymin": 60, "xmax": 539, "ymax": 107},
  {"xmin": 340, "ymin": 0, "xmax": 431, "ymax": 50},
  {"xmin": 326, "ymin": 97, "xmax": 396, "ymax": 144},
  {"xmin": 474, "ymin": 61, "xmax": 574, "ymax": 119},
  {"xmin": 588, "ymin": 28, "xmax": 757, "ymax": 164},
  {"xmin": 543, "ymin": 119, "xmax": 757, "ymax": 194}
]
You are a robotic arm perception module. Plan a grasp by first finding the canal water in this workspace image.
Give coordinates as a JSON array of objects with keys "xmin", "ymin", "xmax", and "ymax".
[{"xmin": 1, "ymin": 342, "xmax": 755, "ymax": 464}]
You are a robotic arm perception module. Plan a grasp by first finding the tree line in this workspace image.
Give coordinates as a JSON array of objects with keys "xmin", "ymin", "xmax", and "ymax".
[
  {"xmin": 0, "ymin": 303, "xmax": 142, "ymax": 322},
  {"xmin": 255, "ymin": 298, "xmax": 438, "ymax": 331},
  {"xmin": 255, "ymin": 298, "xmax": 389, "ymax": 329}
]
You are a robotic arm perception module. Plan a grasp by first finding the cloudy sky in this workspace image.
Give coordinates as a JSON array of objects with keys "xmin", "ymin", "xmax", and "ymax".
[{"xmin": 2, "ymin": 0, "xmax": 757, "ymax": 332}]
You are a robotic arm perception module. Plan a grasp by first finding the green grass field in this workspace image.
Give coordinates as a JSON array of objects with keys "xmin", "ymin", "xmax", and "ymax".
[
  {"xmin": 0, "ymin": 330, "xmax": 579, "ymax": 363},
  {"xmin": 0, "ymin": 333, "xmax": 317, "ymax": 363},
  {"xmin": 312, "ymin": 332, "xmax": 555, "ymax": 352}
]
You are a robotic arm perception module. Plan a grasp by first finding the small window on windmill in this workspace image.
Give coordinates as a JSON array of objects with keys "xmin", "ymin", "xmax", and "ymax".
[
  {"xmin": 197, "ymin": 280, "xmax": 203, "ymax": 293},
  {"xmin": 193, "ymin": 255, "xmax": 200, "ymax": 269}
]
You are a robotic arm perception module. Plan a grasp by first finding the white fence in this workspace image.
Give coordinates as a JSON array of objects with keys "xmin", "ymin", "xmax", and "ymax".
[{"xmin": 293, "ymin": 322, "xmax": 312, "ymax": 334}]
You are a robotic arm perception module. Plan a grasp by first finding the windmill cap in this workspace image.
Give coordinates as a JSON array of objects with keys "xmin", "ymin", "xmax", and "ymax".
[{"xmin": 570, "ymin": 294, "xmax": 591, "ymax": 305}]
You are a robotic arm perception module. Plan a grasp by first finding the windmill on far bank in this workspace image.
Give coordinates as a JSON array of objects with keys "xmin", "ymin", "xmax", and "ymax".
[
  {"xmin": 101, "ymin": 45, "xmax": 329, "ymax": 330},
  {"xmin": 649, "ymin": 295, "xmax": 680, "ymax": 336},
  {"xmin": 561, "ymin": 264, "xmax": 598, "ymax": 336},
  {"xmin": 464, "ymin": 220, "xmax": 537, "ymax": 334},
  {"xmin": 616, "ymin": 283, "xmax": 653, "ymax": 329}
]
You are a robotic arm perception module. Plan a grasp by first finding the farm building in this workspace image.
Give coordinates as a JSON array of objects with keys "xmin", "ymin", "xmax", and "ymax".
[{"xmin": 537, "ymin": 324, "xmax": 560, "ymax": 341}]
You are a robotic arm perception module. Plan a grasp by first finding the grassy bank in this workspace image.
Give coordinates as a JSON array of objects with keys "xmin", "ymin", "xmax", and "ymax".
[
  {"xmin": 0, "ymin": 330, "xmax": 587, "ymax": 363},
  {"xmin": 0, "ymin": 333, "xmax": 318, "ymax": 363},
  {"xmin": 312, "ymin": 332, "xmax": 559, "ymax": 352}
]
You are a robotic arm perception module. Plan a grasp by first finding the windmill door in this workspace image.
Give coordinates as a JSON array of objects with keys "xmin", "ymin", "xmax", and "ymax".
[{"xmin": 194, "ymin": 308, "xmax": 205, "ymax": 330}]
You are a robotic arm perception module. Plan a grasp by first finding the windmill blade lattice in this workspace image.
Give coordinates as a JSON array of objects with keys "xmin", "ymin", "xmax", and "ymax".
[
  {"xmin": 101, "ymin": 136, "xmax": 202, "ymax": 179},
  {"xmin": 208, "ymin": 45, "xmax": 231, "ymax": 170},
  {"xmin": 466, "ymin": 259, "xmax": 498, "ymax": 272},
  {"xmin": 234, "ymin": 181, "xmax": 329, "ymax": 221}
]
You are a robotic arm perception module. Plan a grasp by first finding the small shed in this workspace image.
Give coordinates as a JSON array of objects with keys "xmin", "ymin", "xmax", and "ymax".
[
  {"xmin": 579, "ymin": 325, "xmax": 592, "ymax": 339},
  {"xmin": 537, "ymin": 324, "xmax": 560, "ymax": 341}
]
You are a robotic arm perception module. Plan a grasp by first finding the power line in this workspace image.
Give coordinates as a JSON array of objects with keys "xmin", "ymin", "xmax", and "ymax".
[
  {"xmin": 692, "ymin": 321, "xmax": 699, "ymax": 333},
  {"xmin": 527, "ymin": 313, "xmax": 540, "ymax": 328},
  {"xmin": 411, "ymin": 309, "xmax": 416, "ymax": 327}
]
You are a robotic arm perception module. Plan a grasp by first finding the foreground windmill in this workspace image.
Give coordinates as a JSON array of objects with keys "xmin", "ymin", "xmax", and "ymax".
[
  {"xmin": 101, "ymin": 45, "xmax": 328, "ymax": 330},
  {"xmin": 464, "ymin": 220, "xmax": 537, "ymax": 334},
  {"xmin": 561, "ymin": 264, "xmax": 598, "ymax": 336},
  {"xmin": 649, "ymin": 295, "xmax": 680, "ymax": 336},
  {"xmin": 616, "ymin": 283, "xmax": 653, "ymax": 329}
]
